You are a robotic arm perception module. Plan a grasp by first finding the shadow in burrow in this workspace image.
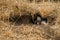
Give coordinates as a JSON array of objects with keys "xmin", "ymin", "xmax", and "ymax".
[
  {"xmin": 9, "ymin": 13, "xmax": 34, "ymax": 25},
  {"xmin": 9, "ymin": 12, "xmax": 57, "ymax": 26}
]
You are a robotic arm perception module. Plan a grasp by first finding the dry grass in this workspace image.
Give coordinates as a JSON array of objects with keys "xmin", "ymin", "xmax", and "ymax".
[{"xmin": 0, "ymin": 0, "xmax": 60, "ymax": 40}]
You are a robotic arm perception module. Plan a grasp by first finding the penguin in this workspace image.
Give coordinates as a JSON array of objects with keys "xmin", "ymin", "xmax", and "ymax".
[
  {"xmin": 33, "ymin": 13, "xmax": 48, "ymax": 25},
  {"xmin": 33, "ymin": 13, "xmax": 42, "ymax": 24}
]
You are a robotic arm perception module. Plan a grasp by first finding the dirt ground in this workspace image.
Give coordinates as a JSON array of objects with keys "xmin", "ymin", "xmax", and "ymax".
[{"xmin": 0, "ymin": 0, "xmax": 60, "ymax": 40}]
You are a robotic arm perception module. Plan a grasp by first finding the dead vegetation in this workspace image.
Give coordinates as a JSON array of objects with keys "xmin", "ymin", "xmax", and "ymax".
[{"xmin": 0, "ymin": 0, "xmax": 60, "ymax": 40}]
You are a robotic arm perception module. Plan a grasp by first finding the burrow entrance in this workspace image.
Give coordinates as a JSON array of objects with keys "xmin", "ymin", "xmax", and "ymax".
[{"xmin": 9, "ymin": 12, "xmax": 57, "ymax": 26}]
